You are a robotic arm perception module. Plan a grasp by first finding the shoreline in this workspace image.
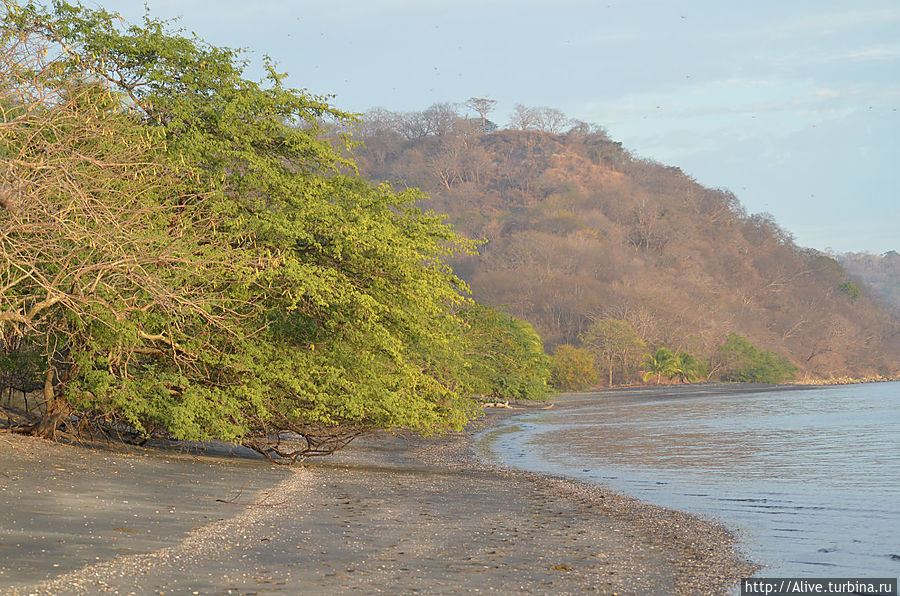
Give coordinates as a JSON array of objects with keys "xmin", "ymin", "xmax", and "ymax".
[
  {"xmin": 416, "ymin": 403, "xmax": 761, "ymax": 593},
  {"xmin": 793, "ymin": 375, "xmax": 900, "ymax": 385},
  {"xmin": 1, "ymin": 390, "xmax": 759, "ymax": 595}
]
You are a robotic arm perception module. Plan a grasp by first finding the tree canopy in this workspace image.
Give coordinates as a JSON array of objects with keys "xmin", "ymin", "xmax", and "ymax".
[
  {"xmin": 580, "ymin": 319, "xmax": 645, "ymax": 387},
  {"xmin": 549, "ymin": 344, "xmax": 598, "ymax": 391},
  {"xmin": 642, "ymin": 348, "xmax": 678, "ymax": 385},
  {"xmin": 0, "ymin": 1, "xmax": 551, "ymax": 458},
  {"xmin": 718, "ymin": 333, "xmax": 797, "ymax": 384},
  {"xmin": 459, "ymin": 303, "xmax": 551, "ymax": 401}
]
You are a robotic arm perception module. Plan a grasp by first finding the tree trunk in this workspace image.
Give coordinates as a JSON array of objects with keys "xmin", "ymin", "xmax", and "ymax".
[{"xmin": 29, "ymin": 368, "xmax": 69, "ymax": 439}]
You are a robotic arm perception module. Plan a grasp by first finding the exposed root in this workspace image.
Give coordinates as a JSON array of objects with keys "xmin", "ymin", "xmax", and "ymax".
[{"xmin": 242, "ymin": 427, "xmax": 366, "ymax": 465}]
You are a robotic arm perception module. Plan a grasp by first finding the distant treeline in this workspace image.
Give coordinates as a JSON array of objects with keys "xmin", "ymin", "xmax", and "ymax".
[{"xmin": 346, "ymin": 101, "xmax": 900, "ymax": 383}]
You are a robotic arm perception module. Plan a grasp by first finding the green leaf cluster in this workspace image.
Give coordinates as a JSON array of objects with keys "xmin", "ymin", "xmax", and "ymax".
[
  {"xmin": 641, "ymin": 347, "xmax": 706, "ymax": 384},
  {"xmin": 838, "ymin": 281, "xmax": 860, "ymax": 302},
  {"xmin": 549, "ymin": 344, "xmax": 598, "ymax": 391},
  {"xmin": 458, "ymin": 304, "xmax": 552, "ymax": 401},
  {"xmin": 718, "ymin": 333, "xmax": 797, "ymax": 384}
]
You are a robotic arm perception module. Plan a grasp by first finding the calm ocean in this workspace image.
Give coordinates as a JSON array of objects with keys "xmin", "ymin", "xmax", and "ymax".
[{"xmin": 478, "ymin": 383, "xmax": 900, "ymax": 578}]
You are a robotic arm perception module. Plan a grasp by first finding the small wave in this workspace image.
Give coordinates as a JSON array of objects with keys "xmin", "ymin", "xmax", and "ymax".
[
  {"xmin": 744, "ymin": 504, "xmax": 827, "ymax": 511},
  {"xmin": 787, "ymin": 560, "xmax": 840, "ymax": 567}
]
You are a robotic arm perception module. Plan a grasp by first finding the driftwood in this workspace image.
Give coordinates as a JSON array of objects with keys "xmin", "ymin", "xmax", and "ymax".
[
  {"xmin": 481, "ymin": 400, "xmax": 512, "ymax": 409},
  {"xmin": 481, "ymin": 400, "xmax": 556, "ymax": 410}
]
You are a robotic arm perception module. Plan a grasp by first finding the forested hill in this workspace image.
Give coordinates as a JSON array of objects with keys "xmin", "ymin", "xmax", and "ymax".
[{"xmin": 346, "ymin": 104, "xmax": 900, "ymax": 381}]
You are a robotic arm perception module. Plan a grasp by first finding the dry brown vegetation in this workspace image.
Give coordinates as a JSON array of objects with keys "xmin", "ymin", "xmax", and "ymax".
[
  {"xmin": 346, "ymin": 104, "xmax": 900, "ymax": 382},
  {"xmin": 839, "ymin": 251, "xmax": 900, "ymax": 314}
]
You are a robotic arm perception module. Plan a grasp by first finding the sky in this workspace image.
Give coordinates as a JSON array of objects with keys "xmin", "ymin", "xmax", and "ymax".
[{"xmin": 97, "ymin": 0, "xmax": 899, "ymax": 255}]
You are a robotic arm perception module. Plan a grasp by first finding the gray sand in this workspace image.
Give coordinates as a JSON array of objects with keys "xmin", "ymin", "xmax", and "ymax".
[{"xmin": 0, "ymin": 400, "xmax": 757, "ymax": 595}]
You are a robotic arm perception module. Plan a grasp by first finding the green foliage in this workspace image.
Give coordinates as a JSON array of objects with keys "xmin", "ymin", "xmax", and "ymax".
[
  {"xmin": 642, "ymin": 347, "xmax": 677, "ymax": 384},
  {"xmin": 642, "ymin": 347, "xmax": 706, "ymax": 384},
  {"xmin": 550, "ymin": 344, "xmax": 598, "ymax": 391},
  {"xmin": 669, "ymin": 351, "xmax": 707, "ymax": 383},
  {"xmin": 460, "ymin": 304, "xmax": 552, "ymax": 401},
  {"xmin": 838, "ymin": 281, "xmax": 860, "ymax": 302},
  {"xmin": 1, "ymin": 2, "xmax": 534, "ymax": 449},
  {"xmin": 718, "ymin": 333, "xmax": 797, "ymax": 384},
  {"xmin": 0, "ymin": 338, "xmax": 42, "ymax": 394}
]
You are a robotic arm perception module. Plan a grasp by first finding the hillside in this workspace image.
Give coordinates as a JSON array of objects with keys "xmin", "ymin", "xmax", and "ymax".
[
  {"xmin": 345, "ymin": 105, "xmax": 900, "ymax": 381},
  {"xmin": 839, "ymin": 252, "xmax": 900, "ymax": 313}
]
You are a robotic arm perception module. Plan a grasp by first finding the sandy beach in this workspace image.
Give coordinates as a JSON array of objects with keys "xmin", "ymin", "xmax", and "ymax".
[{"xmin": 0, "ymin": 399, "xmax": 757, "ymax": 595}]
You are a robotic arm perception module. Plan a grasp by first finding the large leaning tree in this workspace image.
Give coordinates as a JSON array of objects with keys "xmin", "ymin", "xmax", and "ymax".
[{"xmin": 0, "ymin": 1, "xmax": 499, "ymax": 460}]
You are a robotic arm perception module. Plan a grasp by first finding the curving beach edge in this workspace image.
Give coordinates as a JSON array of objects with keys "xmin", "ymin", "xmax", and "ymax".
[{"xmin": 0, "ymin": 406, "xmax": 757, "ymax": 595}]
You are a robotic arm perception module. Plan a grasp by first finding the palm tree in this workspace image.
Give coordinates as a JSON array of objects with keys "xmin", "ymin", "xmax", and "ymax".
[
  {"xmin": 642, "ymin": 347, "xmax": 677, "ymax": 384},
  {"xmin": 670, "ymin": 351, "xmax": 705, "ymax": 383}
]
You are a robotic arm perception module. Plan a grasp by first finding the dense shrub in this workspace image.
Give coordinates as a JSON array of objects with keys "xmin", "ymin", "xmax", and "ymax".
[
  {"xmin": 461, "ymin": 304, "xmax": 552, "ymax": 401},
  {"xmin": 550, "ymin": 344, "xmax": 598, "ymax": 391},
  {"xmin": 718, "ymin": 333, "xmax": 797, "ymax": 384}
]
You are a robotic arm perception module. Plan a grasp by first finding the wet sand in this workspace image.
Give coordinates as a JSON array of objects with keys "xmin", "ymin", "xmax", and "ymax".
[{"xmin": 0, "ymin": 395, "xmax": 758, "ymax": 595}]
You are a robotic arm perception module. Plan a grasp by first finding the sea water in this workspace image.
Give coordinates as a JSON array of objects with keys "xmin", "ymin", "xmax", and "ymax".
[{"xmin": 478, "ymin": 383, "xmax": 900, "ymax": 578}]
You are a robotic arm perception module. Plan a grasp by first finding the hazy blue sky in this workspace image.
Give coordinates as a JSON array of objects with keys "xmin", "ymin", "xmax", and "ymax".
[{"xmin": 99, "ymin": 0, "xmax": 898, "ymax": 255}]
